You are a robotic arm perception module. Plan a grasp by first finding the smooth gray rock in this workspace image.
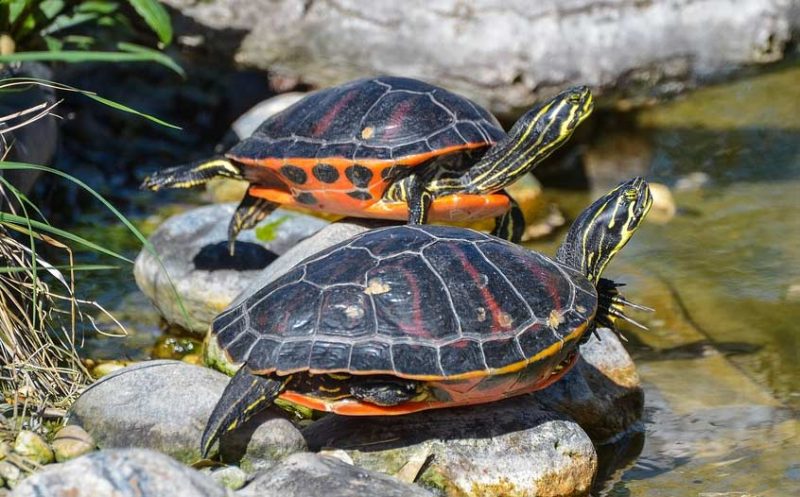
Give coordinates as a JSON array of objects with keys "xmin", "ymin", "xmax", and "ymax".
[
  {"xmin": 9, "ymin": 449, "xmax": 230, "ymax": 497},
  {"xmin": 67, "ymin": 360, "xmax": 306, "ymax": 464},
  {"xmin": 303, "ymin": 401, "xmax": 596, "ymax": 497},
  {"xmin": 67, "ymin": 361, "xmax": 227, "ymax": 463},
  {"xmin": 164, "ymin": 0, "xmax": 794, "ymax": 115},
  {"xmin": 236, "ymin": 453, "xmax": 433, "ymax": 497},
  {"xmin": 207, "ymin": 466, "xmax": 248, "ymax": 490},
  {"xmin": 219, "ymin": 409, "xmax": 308, "ymax": 474},
  {"xmin": 134, "ymin": 205, "xmax": 327, "ymax": 334}
]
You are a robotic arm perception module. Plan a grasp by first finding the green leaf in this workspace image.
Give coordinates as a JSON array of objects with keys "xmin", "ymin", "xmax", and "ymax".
[
  {"xmin": 128, "ymin": 0, "xmax": 172, "ymax": 45},
  {"xmin": 39, "ymin": 11, "xmax": 101, "ymax": 35},
  {"xmin": 42, "ymin": 35, "xmax": 63, "ymax": 51},
  {"xmin": 37, "ymin": 0, "xmax": 64, "ymax": 20},
  {"xmin": 255, "ymin": 216, "xmax": 290, "ymax": 243},
  {"xmin": 76, "ymin": 1, "xmax": 120, "ymax": 15},
  {"xmin": 6, "ymin": 0, "xmax": 29, "ymax": 25},
  {"xmin": 0, "ymin": 49, "xmax": 185, "ymax": 77}
]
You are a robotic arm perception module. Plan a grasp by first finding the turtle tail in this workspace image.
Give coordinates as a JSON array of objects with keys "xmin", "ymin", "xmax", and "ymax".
[
  {"xmin": 594, "ymin": 278, "xmax": 652, "ymax": 339},
  {"xmin": 142, "ymin": 157, "xmax": 244, "ymax": 191},
  {"xmin": 200, "ymin": 366, "xmax": 289, "ymax": 459}
]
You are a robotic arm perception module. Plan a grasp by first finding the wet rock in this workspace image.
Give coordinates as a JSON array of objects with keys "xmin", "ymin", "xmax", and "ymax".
[
  {"xmin": 237, "ymin": 452, "xmax": 433, "ymax": 497},
  {"xmin": 164, "ymin": 0, "xmax": 792, "ymax": 115},
  {"xmin": 67, "ymin": 360, "xmax": 228, "ymax": 463},
  {"xmin": 533, "ymin": 328, "xmax": 644, "ymax": 442},
  {"xmin": 12, "ymin": 431, "xmax": 53, "ymax": 465},
  {"xmin": 51, "ymin": 425, "xmax": 96, "ymax": 463},
  {"xmin": 674, "ymin": 171, "xmax": 711, "ymax": 191},
  {"xmin": 134, "ymin": 205, "xmax": 327, "ymax": 334},
  {"xmin": 303, "ymin": 401, "xmax": 596, "ymax": 497},
  {"xmin": 218, "ymin": 409, "xmax": 307, "ymax": 474},
  {"xmin": 207, "ymin": 465, "xmax": 247, "ymax": 490},
  {"xmin": 9, "ymin": 449, "xmax": 229, "ymax": 497}
]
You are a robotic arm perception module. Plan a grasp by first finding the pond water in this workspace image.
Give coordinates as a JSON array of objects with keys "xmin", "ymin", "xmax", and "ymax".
[{"xmin": 67, "ymin": 61, "xmax": 799, "ymax": 495}]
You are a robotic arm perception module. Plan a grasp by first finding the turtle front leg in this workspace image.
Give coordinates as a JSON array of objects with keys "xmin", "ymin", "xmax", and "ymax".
[
  {"xmin": 406, "ymin": 174, "xmax": 433, "ymax": 224},
  {"xmin": 200, "ymin": 366, "xmax": 290, "ymax": 458},
  {"xmin": 491, "ymin": 189, "xmax": 525, "ymax": 243},
  {"xmin": 228, "ymin": 190, "xmax": 280, "ymax": 255}
]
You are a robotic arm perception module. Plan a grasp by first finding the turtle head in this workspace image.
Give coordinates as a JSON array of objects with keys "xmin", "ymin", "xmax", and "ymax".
[
  {"xmin": 556, "ymin": 177, "xmax": 652, "ymax": 284},
  {"xmin": 509, "ymin": 85, "xmax": 594, "ymax": 158}
]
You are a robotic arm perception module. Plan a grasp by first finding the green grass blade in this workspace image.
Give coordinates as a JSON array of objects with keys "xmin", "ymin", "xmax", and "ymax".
[
  {"xmin": 127, "ymin": 0, "xmax": 172, "ymax": 45},
  {"xmin": 84, "ymin": 93, "xmax": 181, "ymax": 130},
  {"xmin": 0, "ymin": 50, "xmax": 184, "ymax": 77},
  {"xmin": 0, "ymin": 264, "xmax": 120, "ymax": 274},
  {"xmin": 0, "ymin": 212, "xmax": 134, "ymax": 263}
]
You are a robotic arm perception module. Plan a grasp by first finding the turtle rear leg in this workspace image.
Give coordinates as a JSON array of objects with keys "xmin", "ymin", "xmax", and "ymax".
[
  {"xmin": 200, "ymin": 366, "xmax": 290, "ymax": 458},
  {"xmin": 406, "ymin": 174, "xmax": 433, "ymax": 224},
  {"xmin": 142, "ymin": 157, "xmax": 243, "ymax": 191},
  {"xmin": 491, "ymin": 190, "xmax": 525, "ymax": 243},
  {"xmin": 228, "ymin": 191, "xmax": 280, "ymax": 255}
]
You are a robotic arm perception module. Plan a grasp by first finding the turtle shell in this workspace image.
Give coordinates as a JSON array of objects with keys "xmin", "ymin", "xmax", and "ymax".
[
  {"xmin": 211, "ymin": 225, "xmax": 598, "ymax": 380},
  {"xmin": 227, "ymin": 77, "xmax": 506, "ymax": 213}
]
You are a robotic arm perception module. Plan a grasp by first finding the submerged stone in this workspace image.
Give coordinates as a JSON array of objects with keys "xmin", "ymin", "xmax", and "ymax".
[{"xmin": 9, "ymin": 449, "xmax": 228, "ymax": 497}]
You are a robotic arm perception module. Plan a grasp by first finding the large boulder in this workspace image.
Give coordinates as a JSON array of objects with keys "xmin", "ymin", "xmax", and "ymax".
[
  {"xmin": 134, "ymin": 206, "xmax": 327, "ymax": 334},
  {"xmin": 164, "ymin": 0, "xmax": 794, "ymax": 115},
  {"xmin": 9, "ymin": 449, "xmax": 229, "ymax": 497},
  {"xmin": 67, "ymin": 360, "xmax": 305, "ymax": 463},
  {"xmin": 303, "ymin": 401, "xmax": 596, "ymax": 497}
]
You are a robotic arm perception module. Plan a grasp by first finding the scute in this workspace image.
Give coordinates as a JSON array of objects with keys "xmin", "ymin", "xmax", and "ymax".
[
  {"xmin": 227, "ymin": 76, "xmax": 504, "ymax": 163},
  {"xmin": 367, "ymin": 253, "xmax": 460, "ymax": 340},
  {"xmin": 304, "ymin": 246, "xmax": 376, "ymax": 286},
  {"xmin": 423, "ymin": 240, "xmax": 531, "ymax": 338}
]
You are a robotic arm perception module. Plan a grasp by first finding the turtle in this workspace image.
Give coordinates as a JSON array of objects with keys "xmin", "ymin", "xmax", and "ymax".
[
  {"xmin": 142, "ymin": 77, "xmax": 593, "ymax": 251},
  {"xmin": 199, "ymin": 176, "xmax": 653, "ymax": 457}
]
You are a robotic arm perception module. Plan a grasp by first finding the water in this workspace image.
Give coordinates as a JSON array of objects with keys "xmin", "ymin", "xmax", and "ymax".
[
  {"xmin": 67, "ymin": 62, "xmax": 800, "ymax": 494},
  {"xmin": 527, "ymin": 62, "xmax": 800, "ymax": 495}
]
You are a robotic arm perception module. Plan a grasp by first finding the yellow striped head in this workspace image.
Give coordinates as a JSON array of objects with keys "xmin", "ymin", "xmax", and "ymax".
[
  {"xmin": 556, "ymin": 177, "xmax": 652, "ymax": 283},
  {"xmin": 519, "ymin": 85, "xmax": 594, "ymax": 150}
]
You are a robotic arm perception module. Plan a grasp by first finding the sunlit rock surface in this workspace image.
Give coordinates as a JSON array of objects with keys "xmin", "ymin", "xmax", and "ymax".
[
  {"xmin": 134, "ymin": 206, "xmax": 327, "ymax": 334},
  {"xmin": 164, "ymin": 0, "xmax": 793, "ymax": 115}
]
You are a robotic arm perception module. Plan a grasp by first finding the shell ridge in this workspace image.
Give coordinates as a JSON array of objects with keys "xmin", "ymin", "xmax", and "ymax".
[
  {"xmin": 418, "ymin": 245, "xmax": 463, "ymax": 337},
  {"xmin": 426, "ymin": 91, "xmax": 459, "ymax": 121},
  {"xmin": 474, "ymin": 241, "xmax": 538, "ymax": 324}
]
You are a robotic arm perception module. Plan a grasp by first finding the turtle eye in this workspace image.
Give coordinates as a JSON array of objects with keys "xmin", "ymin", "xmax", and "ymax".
[
  {"xmin": 568, "ymin": 93, "xmax": 582, "ymax": 104},
  {"xmin": 624, "ymin": 188, "xmax": 638, "ymax": 201}
]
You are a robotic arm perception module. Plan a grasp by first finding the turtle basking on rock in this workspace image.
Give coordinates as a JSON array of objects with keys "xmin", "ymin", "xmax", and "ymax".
[
  {"xmin": 143, "ymin": 77, "xmax": 593, "ymax": 249},
  {"xmin": 199, "ymin": 177, "xmax": 652, "ymax": 456}
]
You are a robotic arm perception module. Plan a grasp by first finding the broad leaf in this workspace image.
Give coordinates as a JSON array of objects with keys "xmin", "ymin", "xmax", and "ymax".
[{"xmin": 128, "ymin": 0, "xmax": 172, "ymax": 45}]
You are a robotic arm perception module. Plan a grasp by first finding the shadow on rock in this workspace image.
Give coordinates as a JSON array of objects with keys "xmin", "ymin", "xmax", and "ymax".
[{"xmin": 193, "ymin": 241, "xmax": 278, "ymax": 271}]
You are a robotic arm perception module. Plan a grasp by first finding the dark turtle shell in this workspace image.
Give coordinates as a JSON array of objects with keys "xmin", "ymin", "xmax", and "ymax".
[
  {"xmin": 211, "ymin": 225, "xmax": 597, "ymax": 380},
  {"xmin": 229, "ymin": 76, "xmax": 506, "ymax": 163}
]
